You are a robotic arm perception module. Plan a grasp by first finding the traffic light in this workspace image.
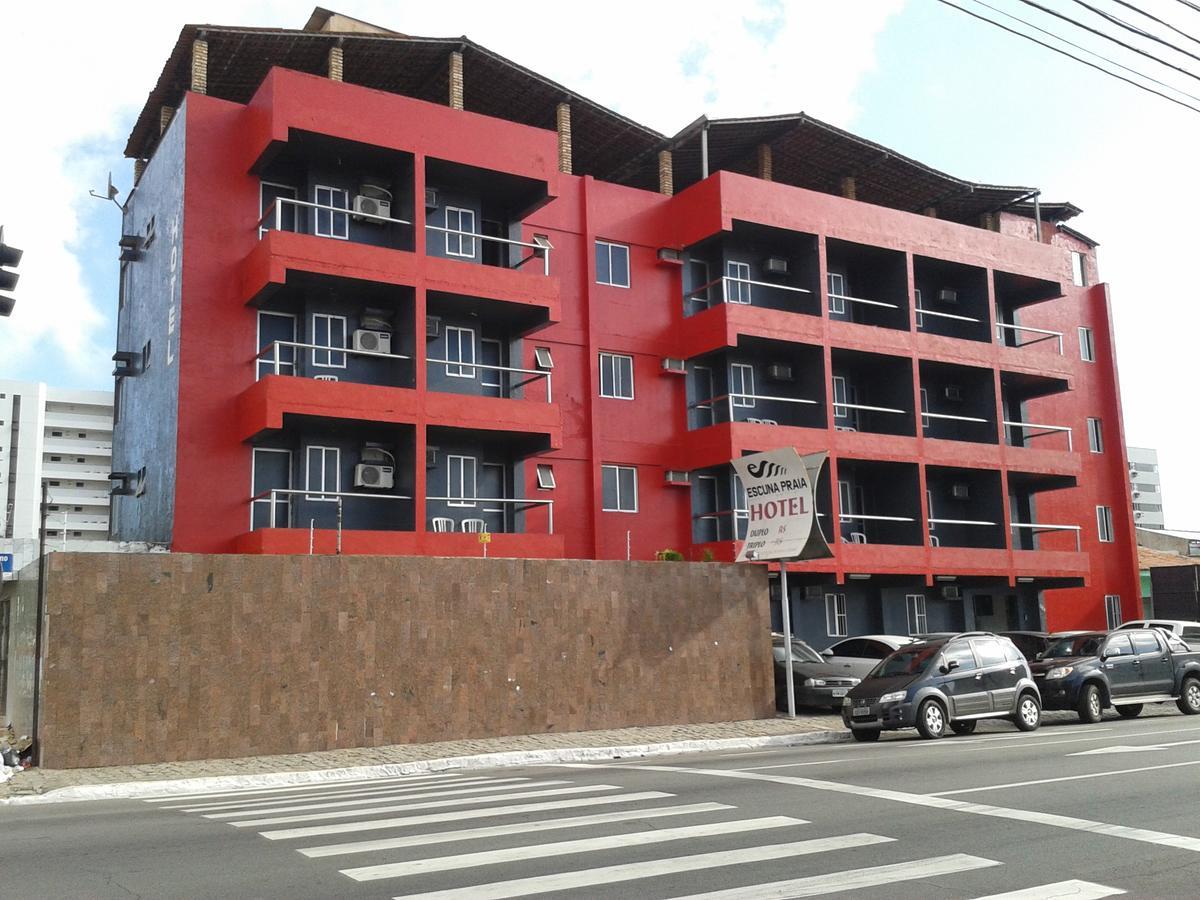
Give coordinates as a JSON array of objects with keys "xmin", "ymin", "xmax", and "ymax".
[{"xmin": 0, "ymin": 226, "xmax": 21, "ymax": 317}]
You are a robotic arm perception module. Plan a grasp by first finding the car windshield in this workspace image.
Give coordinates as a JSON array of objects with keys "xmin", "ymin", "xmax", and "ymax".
[
  {"xmin": 871, "ymin": 645, "xmax": 940, "ymax": 678},
  {"xmin": 1046, "ymin": 634, "xmax": 1104, "ymax": 657},
  {"xmin": 790, "ymin": 641, "xmax": 825, "ymax": 664}
]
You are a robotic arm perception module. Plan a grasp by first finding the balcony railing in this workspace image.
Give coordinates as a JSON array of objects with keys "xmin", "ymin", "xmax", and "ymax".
[
  {"xmin": 689, "ymin": 392, "xmax": 818, "ymax": 427},
  {"xmin": 426, "ymin": 358, "xmax": 553, "ymax": 403},
  {"xmin": 833, "ymin": 400, "xmax": 907, "ymax": 430},
  {"xmin": 255, "ymin": 341, "xmax": 412, "ymax": 379},
  {"xmin": 996, "ymin": 322, "xmax": 1064, "ymax": 354},
  {"xmin": 839, "ymin": 512, "xmax": 916, "ymax": 544},
  {"xmin": 426, "ymin": 496, "xmax": 555, "ymax": 533},
  {"xmin": 1011, "ymin": 521, "xmax": 1082, "ymax": 552},
  {"xmin": 687, "ymin": 276, "xmax": 813, "ymax": 310},
  {"xmin": 829, "ymin": 291, "xmax": 901, "ymax": 312},
  {"xmin": 1004, "ymin": 419, "xmax": 1073, "ymax": 451},
  {"xmin": 251, "ymin": 488, "xmax": 413, "ymax": 541},
  {"xmin": 257, "ymin": 197, "xmax": 412, "ymax": 239},
  {"xmin": 424, "ymin": 224, "xmax": 553, "ymax": 276},
  {"xmin": 916, "ymin": 306, "xmax": 982, "ymax": 326}
]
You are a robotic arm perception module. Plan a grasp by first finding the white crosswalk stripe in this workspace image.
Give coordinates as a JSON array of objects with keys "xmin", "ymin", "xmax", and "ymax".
[
  {"xmin": 145, "ymin": 772, "xmax": 463, "ymax": 805},
  {"xmin": 180, "ymin": 776, "xmax": 524, "ymax": 813},
  {"xmin": 972, "ymin": 881, "xmax": 1126, "ymax": 899}
]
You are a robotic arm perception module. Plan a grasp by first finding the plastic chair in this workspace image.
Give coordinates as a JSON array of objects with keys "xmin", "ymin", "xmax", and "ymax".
[
  {"xmin": 460, "ymin": 518, "xmax": 487, "ymax": 533},
  {"xmin": 431, "ymin": 517, "xmax": 455, "ymax": 533}
]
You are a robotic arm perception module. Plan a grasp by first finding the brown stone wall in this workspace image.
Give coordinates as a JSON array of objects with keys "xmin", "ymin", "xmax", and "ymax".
[{"xmin": 39, "ymin": 553, "xmax": 773, "ymax": 768}]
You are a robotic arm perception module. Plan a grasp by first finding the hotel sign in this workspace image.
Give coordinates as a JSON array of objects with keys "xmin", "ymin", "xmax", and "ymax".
[{"xmin": 731, "ymin": 449, "xmax": 832, "ymax": 562}]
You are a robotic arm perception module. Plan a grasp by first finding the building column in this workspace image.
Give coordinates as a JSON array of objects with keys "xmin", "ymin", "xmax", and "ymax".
[
  {"xmin": 840, "ymin": 176, "xmax": 857, "ymax": 200},
  {"xmin": 449, "ymin": 50, "xmax": 464, "ymax": 110},
  {"xmin": 657, "ymin": 150, "xmax": 673, "ymax": 196},
  {"xmin": 159, "ymin": 106, "xmax": 175, "ymax": 135},
  {"xmin": 757, "ymin": 144, "xmax": 773, "ymax": 181},
  {"xmin": 556, "ymin": 102, "xmax": 572, "ymax": 175},
  {"xmin": 190, "ymin": 37, "xmax": 208, "ymax": 95},
  {"xmin": 328, "ymin": 42, "xmax": 344, "ymax": 82}
]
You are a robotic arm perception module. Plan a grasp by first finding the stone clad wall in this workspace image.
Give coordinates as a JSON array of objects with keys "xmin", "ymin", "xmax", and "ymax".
[{"xmin": 38, "ymin": 553, "xmax": 773, "ymax": 768}]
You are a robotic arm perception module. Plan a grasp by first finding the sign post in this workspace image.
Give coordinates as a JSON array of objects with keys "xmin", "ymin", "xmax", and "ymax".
[
  {"xmin": 731, "ymin": 449, "xmax": 832, "ymax": 718},
  {"xmin": 479, "ymin": 531, "xmax": 491, "ymax": 558}
]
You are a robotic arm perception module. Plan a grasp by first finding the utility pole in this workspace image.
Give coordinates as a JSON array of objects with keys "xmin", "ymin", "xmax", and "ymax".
[{"xmin": 31, "ymin": 480, "xmax": 49, "ymax": 765}]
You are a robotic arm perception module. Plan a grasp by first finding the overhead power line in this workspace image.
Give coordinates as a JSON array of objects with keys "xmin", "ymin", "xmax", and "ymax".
[
  {"xmin": 1107, "ymin": 0, "xmax": 1200, "ymax": 50},
  {"xmin": 1175, "ymin": 0, "xmax": 1200, "ymax": 15},
  {"xmin": 934, "ymin": 0, "xmax": 1200, "ymax": 115},
  {"xmin": 1067, "ymin": 0, "xmax": 1200, "ymax": 63}
]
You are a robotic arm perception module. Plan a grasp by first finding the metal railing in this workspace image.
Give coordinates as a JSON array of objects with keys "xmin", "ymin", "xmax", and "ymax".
[
  {"xmin": 928, "ymin": 518, "xmax": 997, "ymax": 527},
  {"xmin": 424, "ymin": 224, "xmax": 553, "ymax": 276},
  {"xmin": 687, "ymin": 276, "xmax": 812, "ymax": 308},
  {"xmin": 1004, "ymin": 419, "xmax": 1073, "ymax": 451},
  {"xmin": 840, "ymin": 513, "xmax": 916, "ymax": 523},
  {"xmin": 996, "ymin": 322, "xmax": 1064, "ymax": 354},
  {"xmin": 257, "ymin": 197, "xmax": 412, "ymax": 238},
  {"xmin": 426, "ymin": 496, "xmax": 555, "ymax": 534},
  {"xmin": 689, "ymin": 392, "xmax": 818, "ymax": 427},
  {"xmin": 834, "ymin": 401, "xmax": 907, "ymax": 419},
  {"xmin": 255, "ymin": 340, "xmax": 411, "ymax": 378},
  {"xmin": 922, "ymin": 411, "xmax": 991, "ymax": 425},
  {"xmin": 251, "ymin": 488, "xmax": 413, "ymax": 530},
  {"xmin": 1011, "ymin": 521, "xmax": 1082, "ymax": 552},
  {"xmin": 829, "ymin": 292, "xmax": 901, "ymax": 311},
  {"xmin": 426, "ymin": 358, "xmax": 553, "ymax": 403},
  {"xmin": 916, "ymin": 306, "xmax": 982, "ymax": 325}
]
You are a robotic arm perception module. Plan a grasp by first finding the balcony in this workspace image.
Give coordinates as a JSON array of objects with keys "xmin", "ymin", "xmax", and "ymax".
[
  {"xmin": 43, "ymin": 439, "xmax": 111, "ymax": 457},
  {"xmin": 686, "ymin": 339, "xmax": 825, "ymax": 431},
  {"xmin": 836, "ymin": 459, "xmax": 922, "ymax": 546},
  {"xmin": 690, "ymin": 460, "xmax": 833, "ymax": 548},
  {"xmin": 1001, "ymin": 371, "xmax": 1073, "ymax": 454},
  {"xmin": 919, "ymin": 361, "xmax": 997, "ymax": 445},
  {"xmin": 994, "ymin": 269, "xmax": 1064, "ymax": 354},
  {"xmin": 826, "ymin": 238, "xmax": 909, "ymax": 332},
  {"xmin": 913, "ymin": 256, "xmax": 990, "ymax": 344},
  {"xmin": 1008, "ymin": 471, "xmax": 1080, "ymax": 552},
  {"xmin": 683, "ymin": 222, "xmax": 820, "ymax": 318},
  {"xmin": 830, "ymin": 349, "xmax": 915, "ymax": 437},
  {"xmin": 925, "ymin": 466, "xmax": 1005, "ymax": 549}
]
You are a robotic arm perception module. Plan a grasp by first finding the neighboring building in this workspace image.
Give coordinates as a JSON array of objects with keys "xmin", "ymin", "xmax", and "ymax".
[
  {"xmin": 1127, "ymin": 446, "xmax": 1165, "ymax": 530},
  {"xmin": 107, "ymin": 9, "xmax": 1140, "ymax": 638},
  {"xmin": 1137, "ymin": 546, "xmax": 1200, "ymax": 623}
]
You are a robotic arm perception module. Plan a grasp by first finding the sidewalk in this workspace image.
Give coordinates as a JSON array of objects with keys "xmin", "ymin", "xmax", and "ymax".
[{"xmin": 0, "ymin": 715, "xmax": 846, "ymax": 803}]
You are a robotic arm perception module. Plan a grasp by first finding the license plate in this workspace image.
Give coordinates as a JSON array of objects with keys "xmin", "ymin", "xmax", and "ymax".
[
  {"xmin": 853, "ymin": 706, "xmax": 870, "ymax": 717},
  {"xmin": 831, "ymin": 689, "xmax": 848, "ymax": 698}
]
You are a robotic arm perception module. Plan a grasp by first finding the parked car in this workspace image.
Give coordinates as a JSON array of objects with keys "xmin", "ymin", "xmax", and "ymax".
[
  {"xmin": 841, "ymin": 632, "xmax": 1042, "ymax": 741},
  {"xmin": 996, "ymin": 631, "xmax": 1056, "ymax": 662},
  {"xmin": 819, "ymin": 635, "xmax": 915, "ymax": 680},
  {"xmin": 1032, "ymin": 628, "xmax": 1200, "ymax": 722},
  {"xmin": 1116, "ymin": 619, "xmax": 1200, "ymax": 645},
  {"xmin": 772, "ymin": 633, "xmax": 860, "ymax": 712}
]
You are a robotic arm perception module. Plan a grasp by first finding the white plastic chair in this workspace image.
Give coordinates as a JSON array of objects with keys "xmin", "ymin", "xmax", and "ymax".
[
  {"xmin": 460, "ymin": 518, "xmax": 487, "ymax": 533},
  {"xmin": 431, "ymin": 517, "xmax": 455, "ymax": 533}
]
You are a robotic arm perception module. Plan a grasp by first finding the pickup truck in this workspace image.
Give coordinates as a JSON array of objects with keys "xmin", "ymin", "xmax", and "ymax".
[{"xmin": 1031, "ymin": 629, "xmax": 1200, "ymax": 723}]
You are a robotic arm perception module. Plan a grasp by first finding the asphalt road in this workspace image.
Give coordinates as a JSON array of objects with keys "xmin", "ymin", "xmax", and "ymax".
[{"xmin": 3, "ymin": 707, "xmax": 1200, "ymax": 898}]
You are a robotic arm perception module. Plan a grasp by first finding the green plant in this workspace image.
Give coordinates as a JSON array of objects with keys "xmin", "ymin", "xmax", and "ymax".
[
  {"xmin": 655, "ymin": 548, "xmax": 685, "ymax": 561},
  {"xmin": 701, "ymin": 549, "xmax": 715, "ymax": 562}
]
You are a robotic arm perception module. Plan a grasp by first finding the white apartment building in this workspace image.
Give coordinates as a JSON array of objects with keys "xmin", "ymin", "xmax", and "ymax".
[
  {"xmin": 1, "ymin": 380, "xmax": 114, "ymax": 573},
  {"xmin": 1128, "ymin": 445, "xmax": 1166, "ymax": 531}
]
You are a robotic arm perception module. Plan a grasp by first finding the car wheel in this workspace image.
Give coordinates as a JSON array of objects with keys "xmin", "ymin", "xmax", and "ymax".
[
  {"xmin": 1014, "ymin": 693, "xmax": 1041, "ymax": 732},
  {"xmin": 916, "ymin": 699, "xmax": 947, "ymax": 739},
  {"xmin": 950, "ymin": 720, "xmax": 977, "ymax": 736},
  {"xmin": 1116, "ymin": 704, "xmax": 1143, "ymax": 719},
  {"xmin": 1178, "ymin": 677, "xmax": 1200, "ymax": 715},
  {"xmin": 1077, "ymin": 684, "xmax": 1103, "ymax": 724},
  {"xmin": 851, "ymin": 728, "xmax": 881, "ymax": 742}
]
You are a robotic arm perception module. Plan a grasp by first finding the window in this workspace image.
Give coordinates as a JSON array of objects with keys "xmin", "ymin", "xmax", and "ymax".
[
  {"xmin": 601, "ymin": 464, "xmax": 638, "ymax": 512},
  {"xmin": 144, "ymin": 215, "xmax": 156, "ymax": 248},
  {"xmin": 1097, "ymin": 505, "xmax": 1114, "ymax": 543},
  {"xmin": 1131, "ymin": 631, "xmax": 1160, "ymax": 655},
  {"xmin": 533, "ymin": 347, "xmax": 554, "ymax": 370},
  {"xmin": 1079, "ymin": 326, "xmax": 1095, "ymax": 362},
  {"xmin": 832, "ymin": 376, "xmax": 852, "ymax": 425},
  {"xmin": 926, "ymin": 489, "xmax": 936, "ymax": 534},
  {"xmin": 827, "ymin": 272, "xmax": 847, "ymax": 314},
  {"xmin": 50, "ymin": 456, "xmax": 61, "ymax": 462},
  {"xmin": 445, "ymin": 326, "xmax": 476, "ymax": 378},
  {"xmin": 447, "ymin": 455, "xmax": 478, "ymax": 507},
  {"xmin": 941, "ymin": 643, "xmax": 977, "ymax": 672},
  {"xmin": 444, "ymin": 206, "xmax": 477, "ymax": 257},
  {"xmin": 142, "ymin": 340, "xmax": 152, "ymax": 372},
  {"xmin": 920, "ymin": 387, "xmax": 929, "ymax": 432},
  {"xmin": 535, "ymin": 464, "xmax": 556, "ymax": 490},
  {"xmin": 914, "ymin": 288, "xmax": 923, "ymax": 328},
  {"xmin": 51, "ymin": 431, "xmax": 62, "ymax": 437},
  {"xmin": 119, "ymin": 261, "xmax": 131, "ymax": 310},
  {"xmin": 825, "ymin": 593, "xmax": 848, "ymax": 637},
  {"xmin": 730, "ymin": 363, "xmax": 755, "ymax": 408},
  {"xmin": 973, "ymin": 639, "xmax": 1008, "ymax": 667},
  {"xmin": 305, "ymin": 446, "xmax": 340, "ymax": 501},
  {"xmin": 1071, "ymin": 251, "xmax": 1087, "ymax": 287},
  {"xmin": 599, "ymin": 352, "xmax": 634, "ymax": 400},
  {"xmin": 1104, "ymin": 632, "xmax": 1133, "ymax": 656},
  {"xmin": 906, "ymin": 594, "xmax": 927, "ymax": 635},
  {"xmin": 311, "ymin": 314, "xmax": 347, "ymax": 368},
  {"xmin": 313, "ymin": 185, "xmax": 349, "ymax": 239},
  {"xmin": 1105, "ymin": 595, "xmax": 1123, "ymax": 629},
  {"xmin": 595, "ymin": 240, "xmax": 630, "ymax": 287},
  {"xmin": 726, "ymin": 260, "xmax": 752, "ymax": 304},
  {"xmin": 1087, "ymin": 417, "xmax": 1103, "ymax": 453}
]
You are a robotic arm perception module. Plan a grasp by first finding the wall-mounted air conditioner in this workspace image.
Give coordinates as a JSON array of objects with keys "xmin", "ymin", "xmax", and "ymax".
[
  {"xmin": 763, "ymin": 257, "xmax": 789, "ymax": 276},
  {"xmin": 660, "ymin": 357, "xmax": 686, "ymax": 374},
  {"xmin": 656, "ymin": 248, "xmax": 683, "ymax": 266},
  {"xmin": 938, "ymin": 288, "xmax": 958, "ymax": 304},
  {"xmin": 426, "ymin": 446, "xmax": 438, "ymax": 468},
  {"xmin": 951, "ymin": 483, "xmax": 970, "ymax": 500},
  {"xmin": 944, "ymin": 385, "xmax": 964, "ymax": 402},
  {"xmin": 353, "ymin": 329, "xmax": 392, "ymax": 354},
  {"xmin": 766, "ymin": 364, "xmax": 794, "ymax": 382},
  {"xmin": 354, "ymin": 463, "xmax": 394, "ymax": 489},
  {"xmin": 942, "ymin": 585, "xmax": 962, "ymax": 600},
  {"xmin": 426, "ymin": 316, "xmax": 441, "ymax": 339},
  {"xmin": 425, "ymin": 187, "xmax": 439, "ymax": 209},
  {"xmin": 353, "ymin": 184, "xmax": 392, "ymax": 222},
  {"xmin": 314, "ymin": 374, "xmax": 339, "ymax": 382},
  {"xmin": 664, "ymin": 470, "xmax": 691, "ymax": 485}
]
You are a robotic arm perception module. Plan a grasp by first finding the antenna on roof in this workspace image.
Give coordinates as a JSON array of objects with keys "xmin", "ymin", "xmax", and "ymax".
[{"xmin": 89, "ymin": 172, "xmax": 122, "ymax": 209}]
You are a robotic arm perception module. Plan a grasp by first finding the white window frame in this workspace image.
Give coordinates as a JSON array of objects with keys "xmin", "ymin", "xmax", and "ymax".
[
  {"xmin": 825, "ymin": 592, "xmax": 848, "ymax": 637},
  {"xmin": 726, "ymin": 260, "xmax": 752, "ymax": 304},
  {"xmin": 1087, "ymin": 417, "xmax": 1104, "ymax": 453},
  {"xmin": 480, "ymin": 338, "xmax": 504, "ymax": 393},
  {"xmin": 444, "ymin": 206, "xmax": 477, "ymax": 258},
  {"xmin": 447, "ymin": 455, "xmax": 478, "ymax": 508},
  {"xmin": 533, "ymin": 346, "xmax": 554, "ymax": 370},
  {"xmin": 1097, "ymin": 505, "xmax": 1114, "ymax": 543},
  {"xmin": 1079, "ymin": 326, "xmax": 1095, "ymax": 362},
  {"xmin": 732, "ymin": 472, "xmax": 748, "ymax": 538},
  {"xmin": 602, "ymin": 464, "xmax": 638, "ymax": 513},
  {"xmin": 1071, "ymin": 251, "xmax": 1087, "ymax": 287},
  {"xmin": 259, "ymin": 181, "xmax": 297, "ymax": 237},
  {"xmin": 828, "ymin": 272, "xmax": 847, "ymax": 315},
  {"xmin": 445, "ymin": 326, "xmax": 477, "ymax": 378},
  {"xmin": 927, "ymin": 489, "xmax": 936, "ymax": 533},
  {"xmin": 535, "ymin": 464, "xmax": 556, "ymax": 490},
  {"xmin": 832, "ymin": 375, "xmax": 856, "ymax": 426},
  {"xmin": 596, "ymin": 240, "xmax": 631, "ymax": 288},
  {"xmin": 914, "ymin": 287, "xmax": 923, "ymax": 329},
  {"xmin": 304, "ymin": 445, "xmax": 340, "ymax": 501},
  {"xmin": 599, "ymin": 352, "xmax": 635, "ymax": 400},
  {"xmin": 730, "ymin": 363, "xmax": 756, "ymax": 408},
  {"xmin": 906, "ymin": 593, "xmax": 928, "ymax": 635},
  {"xmin": 256, "ymin": 310, "xmax": 297, "ymax": 380},
  {"xmin": 1105, "ymin": 594, "xmax": 1122, "ymax": 629},
  {"xmin": 313, "ymin": 185, "xmax": 349, "ymax": 240},
  {"xmin": 311, "ymin": 313, "xmax": 348, "ymax": 368},
  {"xmin": 920, "ymin": 387, "xmax": 930, "ymax": 432}
]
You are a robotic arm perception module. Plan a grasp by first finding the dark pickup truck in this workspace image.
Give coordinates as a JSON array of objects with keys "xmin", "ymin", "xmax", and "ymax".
[{"xmin": 1031, "ymin": 629, "xmax": 1200, "ymax": 723}]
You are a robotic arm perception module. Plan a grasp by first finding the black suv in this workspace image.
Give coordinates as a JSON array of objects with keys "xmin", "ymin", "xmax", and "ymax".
[{"xmin": 842, "ymin": 632, "xmax": 1042, "ymax": 741}]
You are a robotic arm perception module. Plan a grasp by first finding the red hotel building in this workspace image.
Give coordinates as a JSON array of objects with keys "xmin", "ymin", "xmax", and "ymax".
[{"xmin": 110, "ymin": 9, "xmax": 1140, "ymax": 641}]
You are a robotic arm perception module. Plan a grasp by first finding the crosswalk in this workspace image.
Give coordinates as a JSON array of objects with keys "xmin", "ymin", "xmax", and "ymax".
[{"xmin": 141, "ymin": 771, "xmax": 1126, "ymax": 898}]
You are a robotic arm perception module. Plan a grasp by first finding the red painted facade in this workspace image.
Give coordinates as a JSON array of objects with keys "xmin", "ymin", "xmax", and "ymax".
[{"xmin": 148, "ymin": 66, "xmax": 1137, "ymax": 631}]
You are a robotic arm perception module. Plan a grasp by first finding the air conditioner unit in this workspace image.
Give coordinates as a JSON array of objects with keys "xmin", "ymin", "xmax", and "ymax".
[
  {"xmin": 660, "ymin": 357, "xmax": 686, "ymax": 374},
  {"xmin": 426, "ymin": 446, "xmax": 438, "ymax": 468},
  {"xmin": 353, "ymin": 329, "xmax": 392, "ymax": 354},
  {"xmin": 425, "ymin": 187, "xmax": 439, "ymax": 209},
  {"xmin": 938, "ymin": 288, "xmax": 958, "ymax": 304},
  {"xmin": 314, "ymin": 374, "xmax": 339, "ymax": 382},
  {"xmin": 805, "ymin": 585, "xmax": 824, "ymax": 600},
  {"xmin": 656, "ymin": 248, "xmax": 683, "ymax": 265},
  {"xmin": 944, "ymin": 385, "xmax": 964, "ymax": 402},
  {"xmin": 951, "ymin": 483, "xmax": 970, "ymax": 500},
  {"xmin": 353, "ymin": 184, "xmax": 393, "ymax": 221},
  {"xmin": 354, "ymin": 463, "xmax": 394, "ymax": 489},
  {"xmin": 766, "ymin": 364, "xmax": 794, "ymax": 382},
  {"xmin": 664, "ymin": 470, "xmax": 691, "ymax": 485},
  {"xmin": 763, "ymin": 257, "xmax": 789, "ymax": 276},
  {"xmin": 942, "ymin": 585, "xmax": 962, "ymax": 600},
  {"xmin": 426, "ymin": 315, "xmax": 441, "ymax": 339}
]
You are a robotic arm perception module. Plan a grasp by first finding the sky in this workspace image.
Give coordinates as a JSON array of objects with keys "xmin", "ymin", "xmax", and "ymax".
[{"xmin": 1, "ymin": 0, "xmax": 1197, "ymax": 527}]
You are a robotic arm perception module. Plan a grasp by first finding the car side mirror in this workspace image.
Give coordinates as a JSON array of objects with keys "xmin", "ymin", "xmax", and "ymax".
[
  {"xmin": 820, "ymin": 648, "xmax": 833, "ymax": 657},
  {"xmin": 939, "ymin": 659, "xmax": 959, "ymax": 675},
  {"xmin": 1035, "ymin": 652, "xmax": 1044, "ymax": 661}
]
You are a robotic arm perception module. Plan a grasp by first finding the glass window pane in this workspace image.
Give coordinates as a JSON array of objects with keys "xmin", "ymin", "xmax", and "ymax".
[
  {"xmin": 602, "ymin": 466, "xmax": 618, "ymax": 509},
  {"xmin": 595, "ymin": 242, "xmax": 611, "ymax": 285},
  {"xmin": 619, "ymin": 467, "xmax": 636, "ymax": 510},
  {"xmin": 942, "ymin": 644, "xmax": 977, "ymax": 671},
  {"xmin": 611, "ymin": 244, "xmax": 629, "ymax": 287}
]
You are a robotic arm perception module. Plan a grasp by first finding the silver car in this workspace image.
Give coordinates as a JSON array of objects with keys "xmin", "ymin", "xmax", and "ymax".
[{"xmin": 820, "ymin": 635, "xmax": 916, "ymax": 680}]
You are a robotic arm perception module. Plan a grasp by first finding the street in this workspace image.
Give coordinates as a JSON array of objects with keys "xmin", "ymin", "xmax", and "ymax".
[{"xmin": 3, "ymin": 710, "xmax": 1199, "ymax": 898}]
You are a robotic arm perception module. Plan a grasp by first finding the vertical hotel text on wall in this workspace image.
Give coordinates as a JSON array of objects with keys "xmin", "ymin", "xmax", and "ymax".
[{"xmin": 166, "ymin": 212, "xmax": 180, "ymax": 366}]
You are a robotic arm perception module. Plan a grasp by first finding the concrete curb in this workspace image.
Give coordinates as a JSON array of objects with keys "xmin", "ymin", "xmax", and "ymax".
[{"xmin": 1, "ymin": 728, "xmax": 848, "ymax": 805}]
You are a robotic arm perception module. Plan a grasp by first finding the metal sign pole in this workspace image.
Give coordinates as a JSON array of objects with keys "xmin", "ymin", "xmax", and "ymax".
[{"xmin": 780, "ymin": 559, "xmax": 796, "ymax": 719}]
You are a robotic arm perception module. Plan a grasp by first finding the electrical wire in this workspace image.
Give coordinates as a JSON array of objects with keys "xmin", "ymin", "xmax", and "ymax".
[
  {"xmin": 1106, "ymin": 0, "xmax": 1200, "ymax": 50},
  {"xmin": 934, "ymin": 0, "xmax": 1200, "ymax": 114},
  {"xmin": 1175, "ymin": 0, "xmax": 1200, "ymax": 15},
  {"xmin": 1067, "ymin": 0, "xmax": 1200, "ymax": 63}
]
